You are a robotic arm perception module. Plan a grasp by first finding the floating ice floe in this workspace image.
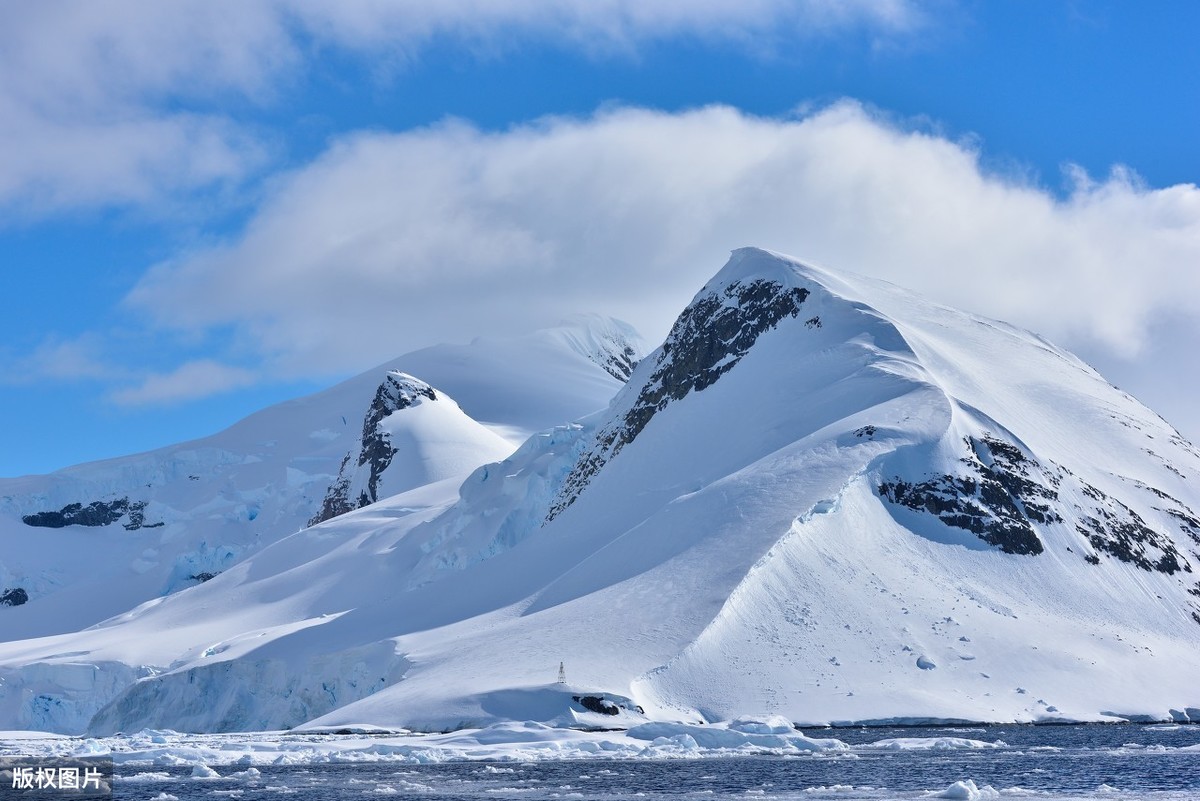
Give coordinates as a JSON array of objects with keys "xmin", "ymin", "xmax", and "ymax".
[{"xmin": 864, "ymin": 737, "xmax": 1006, "ymax": 751}]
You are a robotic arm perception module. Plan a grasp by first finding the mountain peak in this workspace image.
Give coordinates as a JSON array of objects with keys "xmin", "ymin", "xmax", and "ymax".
[
  {"xmin": 371, "ymin": 371, "xmax": 438, "ymax": 415},
  {"xmin": 309, "ymin": 371, "xmax": 511, "ymax": 526},
  {"xmin": 551, "ymin": 314, "xmax": 644, "ymax": 381},
  {"xmin": 710, "ymin": 246, "xmax": 803, "ymax": 285},
  {"xmin": 547, "ymin": 250, "xmax": 821, "ymax": 520},
  {"xmin": 707, "ymin": 246, "xmax": 848, "ymax": 297}
]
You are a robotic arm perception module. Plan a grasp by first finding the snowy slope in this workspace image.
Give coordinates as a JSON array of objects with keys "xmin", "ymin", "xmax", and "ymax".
[
  {"xmin": 307, "ymin": 372, "xmax": 515, "ymax": 525},
  {"xmin": 2, "ymin": 248, "xmax": 1198, "ymax": 735},
  {"xmin": 0, "ymin": 318, "xmax": 641, "ymax": 641}
]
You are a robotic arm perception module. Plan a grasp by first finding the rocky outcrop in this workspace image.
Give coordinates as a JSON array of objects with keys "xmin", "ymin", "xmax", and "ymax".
[
  {"xmin": 878, "ymin": 434, "xmax": 1059, "ymax": 556},
  {"xmin": 878, "ymin": 430, "xmax": 1194, "ymax": 575},
  {"xmin": 309, "ymin": 454, "xmax": 355, "ymax": 525},
  {"xmin": 1, "ymin": 588, "xmax": 28, "ymax": 606},
  {"xmin": 21, "ymin": 498, "xmax": 159, "ymax": 530},
  {"xmin": 1074, "ymin": 481, "xmax": 1190, "ymax": 575},
  {"xmin": 597, "ymin": 342, "xmax": 638, "ymax": 381},
  {"xmin": 572, "ymin": 694, "xmax": 644, "ymax": 716},
  {"xmin": 547, "ymin": 279, "xmax": 809, "ymax": 521},
  {"xmin": 309, "ymin": 373, "xmax": 438, "ymax": 526}
]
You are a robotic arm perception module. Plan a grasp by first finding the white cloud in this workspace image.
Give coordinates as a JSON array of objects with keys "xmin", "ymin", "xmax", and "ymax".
[
  {"xmin": 286, "ymin": 0, "xmax": 928, "ymax": 55},
  {"xmin": 0, "ymin": 99, "xmax": 263, "ymax": 216},
  {"xmin": 0, "ymin": 0, "xmax": 930, "ymax": 216},
  {"xmin": 109, "ymin": 360, "xmax": 258, "ymax": 407},
  {"xmin": 2, "ymin": 335, "xmax": 123, "ymax": 385},
  {"xmin": 126, "ymin": 103, "xmax": 1200, "ymax": 383},
  {"xmin": 0, "ymin": 2, "xmax": 290, "ymax": 216}
]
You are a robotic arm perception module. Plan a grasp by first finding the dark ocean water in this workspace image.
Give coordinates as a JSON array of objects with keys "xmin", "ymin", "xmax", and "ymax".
[{"xmin": 112, "ymin": 724, "xmax": 1200, "ymax": 800}]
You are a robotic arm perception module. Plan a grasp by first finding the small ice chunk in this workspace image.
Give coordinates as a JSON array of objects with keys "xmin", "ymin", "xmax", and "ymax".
[
  {"xmin": 729, "ymin": 715, "xmax": 794, "ymax": 735},
  {"xmin": 932, "ymin": 779, "xmax": 999, "ymax": 799}
]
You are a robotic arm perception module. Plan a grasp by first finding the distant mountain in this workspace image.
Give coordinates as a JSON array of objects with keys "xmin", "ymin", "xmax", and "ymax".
[
  {"xmin": 0, "ymin": 316, "xmax": 642, "ymax": 642},
  {"xmin": 2, "ymin": 249, "xmax": 1197, "ymax": 736}
]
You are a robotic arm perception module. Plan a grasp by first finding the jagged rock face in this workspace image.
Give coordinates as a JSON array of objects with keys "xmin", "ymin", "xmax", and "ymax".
[
  {"xmin": 547, "ymin": 279, "xmax": 809, "ymax": 520},
  {"xmin": 878, "ymin": 435, "xmax": 1058, "ymax": 556},
  {"xmin": 1, "ymin": 588, "xmax": 28, "ymax": 606},
  {"xmin": 310, "ymin": 373, "xmax": 438, "ymax": 526},
  {"xmin": 878, "ymin": 430, "xmax": 1199, "ymax": 574},
  {"xmin": 1075, "ymin": 481, "xmax": 1193, "ymax": 575},
  {"xmin": 598, "ymin": 343, "xmax": 638, "ymax": 382},
  {"xmin": 358, "ymin": 375, "xmax": 437, "ymax": 507},
  {"xmin": 21, "ymin": 498, "xmax": 160, "ymax": 531},
  {"xmin": 309, "ymin": 454, "xmax": 356, "ymax": 525}
]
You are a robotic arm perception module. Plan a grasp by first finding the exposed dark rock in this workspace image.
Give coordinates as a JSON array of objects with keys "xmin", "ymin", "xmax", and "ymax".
[
  {"xmin": 189, "ymin": 572, "xmax": 218, "ymax": 583},
  {"xmin": 854, "ymin": 425, "xmax": 877, "ymax": 439},
  {"xmin": 572, "ymin": 695, "xmax": 622, "ymax": 715},
  {"xmin": 1144, "ymin": 485, "xmax": 1177, "ymax": 503},
  {"xmin": 1, "ymin": 587, "xmax": 28, "ymax": 606},
  {"xmin": 124, "ymin": 501, "xmax": 148, "ymax": 530},
  {"xmin": 309, "ymin": 453, "xmax": 355, "ymax": 526},
  {"xmin": 547, "ymin": 279, "xmax": 810, "ymax": 521},
  {"xmin": 805, "ymin": 316, "xmax": 822, "ymax": 329},
  {"xmin": 1144, "ymin": 448, "xmax": 1187, "ymax": 479},
  {"xmin": 969, "ymin": 435, "xmax": 1063, "ymax": 525},
  {"xmin": 599, "ymin": 344, "xmax": 639, "ymax": 382},
  {"xmin": 1118, "ymin": 479, "xmax": 1200, "ymax": 548},
  {"xmin": 1161, "ymin": 508, "xmax": 1200, "ymax": 546},
  {"xmin": 1074, "ymin": 488, "xmax": 1188, "ymax": 575},
  {"xmin": 357, "ymin": 374, "xmax": 434, "ymax": 508},
  {"xmin": 22, "ymin": 498, "xmax": 155, "ymax": 530},
  {"xmin": 880, "ymin": 474, "xmax": 1043, "ymax": 555},
  {"xmin": 310, "ymin": 373, "xmax": 438, "ymax": 526},
  {"xmin": 878, "ymin": 435, "xmax": 1054, "ymax": 556},
  {"xmin": 878, "ymin": 431, "xmax": 1192, "ymax": 574}
]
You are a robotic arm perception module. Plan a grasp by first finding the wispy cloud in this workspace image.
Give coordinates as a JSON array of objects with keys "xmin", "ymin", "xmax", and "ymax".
[
  {"xmin": 0, "ymin": 0, "xmax": 932, "ymax": 218},
  {"xmin": 2, "ymin": 334, "xmax": 125, "ymax": 385},
  {"xmin": 108, "ymin": 359, "xmax": 258, "ymax": 407},
  {"xmin": 0, "ymin": 3, "xmax": 288, "ymax": 217},
  {"xmin": 126, "ymin": 103, "xmax": 1200, "ymax": 382}
]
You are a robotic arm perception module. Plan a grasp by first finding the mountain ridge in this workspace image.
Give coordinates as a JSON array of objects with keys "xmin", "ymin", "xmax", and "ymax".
[
  {"xmin": 1, "ymin": 248, "xmax": 1198, "ymax": 734},
  {"xmin": 0, "ymin": 316, "xmax": 642, "ymax": 642}
]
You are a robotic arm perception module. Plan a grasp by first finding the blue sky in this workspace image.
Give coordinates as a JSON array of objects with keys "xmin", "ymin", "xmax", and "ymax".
[{"xmin": 3, "ymin": 1, "xmax": 1200, "ymax": 477}]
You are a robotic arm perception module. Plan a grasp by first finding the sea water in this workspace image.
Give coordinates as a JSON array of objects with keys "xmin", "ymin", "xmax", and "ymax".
[{"xmin": 107, "ymin": 724, "xmax": 1200, "ymax": 800}]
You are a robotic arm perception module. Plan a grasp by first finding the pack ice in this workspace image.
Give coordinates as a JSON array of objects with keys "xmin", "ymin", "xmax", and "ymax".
[{"xmin": 1, "ymin": 248, "xmax": 1197, "ymax": 735}]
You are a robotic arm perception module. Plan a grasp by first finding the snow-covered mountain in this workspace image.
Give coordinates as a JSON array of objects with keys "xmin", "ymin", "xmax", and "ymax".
[
  {"xmin": 2, "ymin": 248, "xmax": 1198, "ymax": 736},
  {"xmin": 0, "ymin": 316, "xmax": 642, "ymax": 642}
]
